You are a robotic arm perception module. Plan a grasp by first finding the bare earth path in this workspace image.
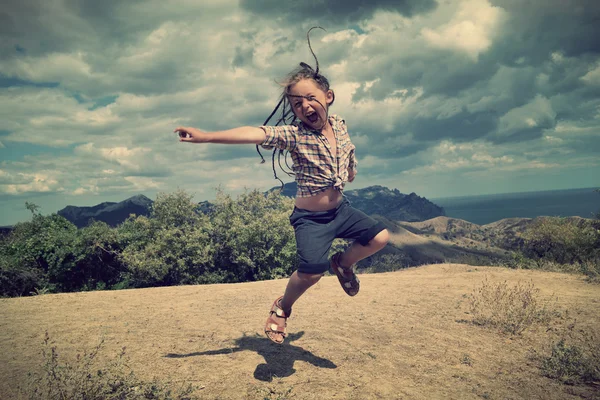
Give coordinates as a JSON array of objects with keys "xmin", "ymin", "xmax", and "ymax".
[{"xmin": 1, "ymin": 264, "xmax": 599, "ymax": 399}]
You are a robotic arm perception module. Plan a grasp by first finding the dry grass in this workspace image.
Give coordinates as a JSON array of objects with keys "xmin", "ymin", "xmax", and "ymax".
[
  {"xmin": 1, "ymin": 264, "xmax": 599, "ymax": 400},
  {"xmin": 467, "ymin": 278, "xmax": 555, "ymax": 335},
  {"xmin": 22, "ymin": 331, "xmax": 197, "ymax": 399}
]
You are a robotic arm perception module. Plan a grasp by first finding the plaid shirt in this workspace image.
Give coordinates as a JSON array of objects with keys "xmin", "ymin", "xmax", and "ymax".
[{"xmin": 260, "ymin": 114, "xmax": 357, "ymax": 197}]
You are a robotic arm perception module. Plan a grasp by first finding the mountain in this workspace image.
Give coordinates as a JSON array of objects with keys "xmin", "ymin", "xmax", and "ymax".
[
  {"xmin": 387, "ymin": 215, "xmax": 596, "ymax": 266},
  {"xmin": 57, "ymin": 195, "xmax": 153, "ymax": 228},
  {"xmin": 270, "ymin": 182, "xmax": 445, "ymax": 222},
  {"xmin": 55, "ymin": 184, "xmax": 444, "ymax": 228},
  {"xmin": 344, "ymin": 185, "xmax": 445, "ymax": 222}
]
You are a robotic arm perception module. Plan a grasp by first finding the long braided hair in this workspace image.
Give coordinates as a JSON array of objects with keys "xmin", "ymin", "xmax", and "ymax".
[{"xmin": 256, "ymin": 26, "xmax": 335, "ymax": 191}]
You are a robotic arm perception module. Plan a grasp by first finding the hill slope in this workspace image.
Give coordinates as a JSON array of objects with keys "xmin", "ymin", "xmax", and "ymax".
[
  {"xmin": 1, "ymin": 265, "xmax": 598, "ymax": 399},
  {"xmin": 57, "ymin": 194, "xmax": 153, "ymax": 228},
  {"xmin": 55, "ymin": 185, "xmax": 445, "ymax": 228},
  {"xmin": 270, "ymin": 183, "xmax": 446, "ymax": 222}
]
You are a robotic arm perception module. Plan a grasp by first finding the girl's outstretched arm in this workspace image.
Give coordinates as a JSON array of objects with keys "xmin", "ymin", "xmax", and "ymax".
[{"xmin": 175, "ymin": 126, "xmax": 266, "ymax": 145}]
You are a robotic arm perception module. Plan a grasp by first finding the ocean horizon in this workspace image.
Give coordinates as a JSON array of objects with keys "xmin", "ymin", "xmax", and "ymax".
[{"xmin": 432, "ymin": 187, "xmax": 599, "ymax": 225}]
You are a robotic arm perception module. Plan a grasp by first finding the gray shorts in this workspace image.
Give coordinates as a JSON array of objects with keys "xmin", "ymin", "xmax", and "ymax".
[{"xmin": 289, "ymin": 197, "xmax": 387, "ymax": 274}]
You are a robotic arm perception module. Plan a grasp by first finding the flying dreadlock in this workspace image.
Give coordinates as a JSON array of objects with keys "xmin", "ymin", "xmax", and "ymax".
[{"xmin": 256, "ymin": 26, "xmax": 333, "ymax": 192}]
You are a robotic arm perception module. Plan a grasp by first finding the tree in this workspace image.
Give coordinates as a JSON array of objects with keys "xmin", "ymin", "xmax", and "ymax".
[
  {"xmin": 209, "ymin": 189, "xmax": 298, "ymax": 282},
  {"xmin": 118, "ymin": 190, "xmax": 215, "ymax": 287},
  {"xmin": 70, "ymin": 221, "xmax": 126, "ymax": 291},
  {"xmin": 0, "ymin": 207, "xmax": 78, "ymax": 295}
]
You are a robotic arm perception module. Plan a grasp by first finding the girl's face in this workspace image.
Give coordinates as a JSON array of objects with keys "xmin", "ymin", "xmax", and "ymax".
[{"xmin": 287, "ymin": 79, "xmax": 334, "ymax": 130}]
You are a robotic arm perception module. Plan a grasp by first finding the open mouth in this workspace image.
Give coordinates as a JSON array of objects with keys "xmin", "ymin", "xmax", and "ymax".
[{"xmin": 306, "ymin": 112, "xmax": 319, "ymax": 123}]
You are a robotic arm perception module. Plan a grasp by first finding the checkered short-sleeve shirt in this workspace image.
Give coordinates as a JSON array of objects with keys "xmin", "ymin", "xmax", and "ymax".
[{"xmin": 260, "ymin": 114, "xmax": 358, "ymax": 198}]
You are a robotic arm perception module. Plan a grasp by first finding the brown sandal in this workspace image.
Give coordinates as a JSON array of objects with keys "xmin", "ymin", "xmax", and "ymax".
[
  {"xmin": 264, "ymin": 296, "xmax": 291, "ymax": 344},
  {"xmin": 331, "ymin": 252, "xmax": 360, "ymax": 296}
]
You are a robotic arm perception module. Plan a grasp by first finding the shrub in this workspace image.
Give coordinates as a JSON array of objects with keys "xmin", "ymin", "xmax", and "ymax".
[
  {"xmin": 542, "ymin": 336, "xmax": 600, "ymax": 385},
  {"xmin": 0, "ymin": 256, "xmax": 46, "ymax": 297},
  {"xmin": 0, "ymin": 210, "xmax": 78, "ymax": 295},
  {"xmin": 578, "ymin": 259, "xmax": 600, "ymax": 283},
  {"xmin": 0, "ymin": 210, "xmax": 129, "ymax": 295},
  {"xmin": 468, "ymin": 277, "xmax": 553, "ymax": 335},
  {"xmin": 209, "ymin": 189, "xmax": 297, "ymax": 282},
  {"xmin": 363, "ymin": 253, "xmax": 408, "ymax": 273},
  {"xmin": 521, "ymin": 217, "xmax": 599, "ymax": 265},
  {"xmin": 118, "ymin": 190, "xmax": 215, "ymax": 288},
  {"xmin": 22, "ymin": 332, "xmax": 197, "ymax": 399},
  {"xmin": 66, "ymin": 221, "xmax": 126, "ymax": 292},
  {"xmin": 516, "ymin": 216, "xmax": 600, "ymax": 281}
]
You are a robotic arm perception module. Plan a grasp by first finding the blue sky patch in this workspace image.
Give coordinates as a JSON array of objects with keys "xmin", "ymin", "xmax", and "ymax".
[{"xmin": 0, "ymin": 75, "xmax": 59, "ymax": 89}]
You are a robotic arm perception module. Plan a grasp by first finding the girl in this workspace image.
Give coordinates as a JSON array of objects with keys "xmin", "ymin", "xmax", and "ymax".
[{"xmin": 175, "ymin": 38, "xmax": 389, "ymax": 344}]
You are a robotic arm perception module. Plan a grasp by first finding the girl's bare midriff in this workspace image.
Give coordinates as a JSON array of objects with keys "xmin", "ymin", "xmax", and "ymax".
[{"xmin": 294, "ymin": 187, "xmax": 343, "ymax": 211}]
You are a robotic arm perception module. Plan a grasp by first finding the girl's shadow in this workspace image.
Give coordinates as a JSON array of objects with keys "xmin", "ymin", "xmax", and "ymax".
[{"xmin": 164, "ymin": 331, "xmax": 336, "ymax": 382}]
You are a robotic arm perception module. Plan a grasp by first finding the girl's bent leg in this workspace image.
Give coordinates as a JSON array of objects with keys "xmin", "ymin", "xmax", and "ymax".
[
  {"xmin": 340, "ymin": 229, "xmax": 390, "ymax": 268},
  {"xmin": 281, "ymin": 271, "xmax": 323, "ymax": 312}
]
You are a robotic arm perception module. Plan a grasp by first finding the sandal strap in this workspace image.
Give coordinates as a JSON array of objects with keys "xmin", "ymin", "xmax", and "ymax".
[
  {"xmin": 331, "ymin": 252, "xmax": 360, "ymax": 296},
  {"xmin": 266, "ymin": 314, "xmax": 287, "ymax": 334},
  {"xmin": 270, "ymin": 296, "xmax": 291, "ymax": 318}
]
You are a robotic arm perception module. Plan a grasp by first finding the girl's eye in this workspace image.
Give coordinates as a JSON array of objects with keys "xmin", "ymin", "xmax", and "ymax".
[{"xmin": 307, "ymin": 96, "xmax": 315, "ymax": 101}]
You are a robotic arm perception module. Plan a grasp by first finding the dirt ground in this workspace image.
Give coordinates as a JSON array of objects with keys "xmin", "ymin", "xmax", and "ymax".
[{"xmin": 1, "ymin": 264, "xmax": 599, "ymax": 400}]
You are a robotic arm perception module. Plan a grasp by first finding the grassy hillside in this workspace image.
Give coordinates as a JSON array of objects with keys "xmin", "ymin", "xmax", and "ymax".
[{"xmin": 1, "ymin": 265, "xmax": 599, "ymax": 399}]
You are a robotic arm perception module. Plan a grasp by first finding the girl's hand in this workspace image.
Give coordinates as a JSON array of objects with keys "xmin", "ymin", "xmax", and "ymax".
[{"xmin": 174, "ymin": 126, "xmax": 208, "ymax": 143}]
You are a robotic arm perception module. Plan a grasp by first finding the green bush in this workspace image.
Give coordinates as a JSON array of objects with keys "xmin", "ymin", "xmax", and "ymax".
[
  {"xmin": 542, "ymin": 338, "xmax": 600, "ymax": 385},
  {"xmin": 0, "ymin": 189, "xmax": 300, "ymax": 295},
  {"xmin": 518, "ymin": 216, "xmax": 600, "ymax": 280},
  {"xmin": 0, "ymin": 256, "xmax": 46, "ymax": 297},
  {"xmin": 209, "ymin": 189, "xmax": 297, "ymax": 282},
  {"xmin": 118, "ymin": 190, "xmax": 215, "ymax": 288},
  {"xmin": 0, "ymin": 208, "xmax": 130, "ymax": 295},
  {"xmin": 71, "ymin": 221, "xmax": 126, "ymax": 291},
  {"xmin": 521, "ymin": 217, "xmax": 599, "ymax": 265},
  {"xmin": 0, "ymin": 210, "xmax": 78, "ymax": 295},
  {"xmin": 363, "ymin": 253, "xmax": 408, "ymax": 273}
]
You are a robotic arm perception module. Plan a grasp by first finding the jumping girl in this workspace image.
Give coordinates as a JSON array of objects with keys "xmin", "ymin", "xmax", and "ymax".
[{"xmin": 175, "ymin": 28, "xmax": 389, "ymax": 344}]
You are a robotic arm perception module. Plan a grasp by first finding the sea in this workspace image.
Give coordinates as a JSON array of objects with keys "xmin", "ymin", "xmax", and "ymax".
[{"xmin": 431, "ymin": 187, "xmax": 599, "ymax": 225}]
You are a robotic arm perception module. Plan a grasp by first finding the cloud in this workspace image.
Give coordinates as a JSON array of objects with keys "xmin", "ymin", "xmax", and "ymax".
[
  {"xmin": 581, "ymin": 63, "xmax": 600, "ymax": 86},
  {"xmin": 0, "ymin": 0, "xmax": 599, "ymax": 225},
  {"xmin": 239, "ymin": 0, "xmax": 438, "ymax": 25},
  {"xmin": 0, "ymin": 170, "xmax": 64, "ymax": 195},
  {"xmin": 487, "ymin": 0, "xmax": 600, "ymax": 65},
  {"xmin": 493, "ymin": 95, "xmax": 557, "ymax": 142},
  {"xmin": 421, "ymin": 0, "xmax": 506, "ymax": 60},
  {"xmin": 73, "ymin": 143, "xmax": 173, "ymax": 177}
]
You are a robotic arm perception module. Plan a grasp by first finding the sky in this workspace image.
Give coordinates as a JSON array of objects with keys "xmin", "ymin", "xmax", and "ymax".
[{"xmin": 1, "ymin": 0, "xmax": 599, "ymax": 226}]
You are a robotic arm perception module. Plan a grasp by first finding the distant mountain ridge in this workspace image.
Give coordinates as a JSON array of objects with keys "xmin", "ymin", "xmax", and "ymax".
[
  {"xmin": 57, "ymin": 194, "xmax": 153, "ymax": 228},
  {"xmin": 345, "ymin": 185, "xmax": 445, "ymax": 222},
  {"xmin": 56, "ymin": 185, "xmax": 445, "ymax": 228},
  {"xmin": 271, "ymin": 182, "xmax": 445, "ymax": 222}
]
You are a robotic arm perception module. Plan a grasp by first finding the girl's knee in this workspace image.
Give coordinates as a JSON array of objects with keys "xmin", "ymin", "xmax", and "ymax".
[
  {"xmin": 296, "ymin": 271, "xmax": 323, "ymax": 285},
  {"xmin": 370, "ymin": 229, "xmax": 390, "ymax": 249}
]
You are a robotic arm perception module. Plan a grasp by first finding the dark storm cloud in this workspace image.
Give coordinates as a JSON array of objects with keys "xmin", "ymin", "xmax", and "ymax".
[
  {"xmin": 239, "ymin": 0, "xmax": 438, "ymax": 24},
  {"xmin": 0, "ymin": 0, "xmax": 180, "ymax": 58},
  {"xmin": 408, "ymin": 110, "xmax": 499, "ymax": 142},
  {"xmin": 488, "ymin": 0, "xmax": 600, "ymax": 66},
  {"xmin": 353, "ymin": 53, "xmax": 501, "ymax": 101},
  {"xmin": 340, "ymin": 0, "xmax": 600, "ymax": 149},
  {"xmin": 2, "ymin": 1, "xmax": 118, "ymax": 58},
  {"xmin": 232, "ymin": 46, "xmax": 255, "ymax": 68},
  {"xmin": 365, "ymin": 140, "xmax": 429, "ymax": 160}
]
